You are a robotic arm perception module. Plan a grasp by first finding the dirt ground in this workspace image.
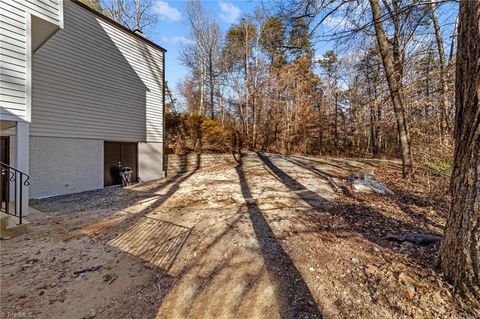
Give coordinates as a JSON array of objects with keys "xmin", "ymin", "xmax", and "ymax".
[{"xmin": 0, "ymin": 152, "xmax": 475, "ymax": 319}]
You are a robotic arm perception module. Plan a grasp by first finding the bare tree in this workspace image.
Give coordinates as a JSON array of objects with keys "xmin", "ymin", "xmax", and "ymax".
[
  {"xmin": 174, "ymin": 0, "xmax": 458, "ymax": 171},
  {"xmin": 282, "ymin": 0, "xmax": 438, "ymax": 176},
  {"xmin": 368, "ymin": 0, "xmax": 413, "ymax": 177},
  {"xmin": 318, "ymin": 50, "xmax": 340, "ymax": 148},
  {"xmin": 180, "ymin": 0, "xmax": 222, "ymax": 119},
  {"xmin": 102, "ymin": 0, "xmax": 157, "ymax": 32},
  {"xmin": 78, "ymin": 0, "xmax": 102, "ymax": 11}
]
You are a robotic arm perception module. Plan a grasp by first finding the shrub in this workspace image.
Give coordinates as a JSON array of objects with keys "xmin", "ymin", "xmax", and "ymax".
[{"xmin": 166, "ymin": 112, "xmax": 233, "ymax": 154}]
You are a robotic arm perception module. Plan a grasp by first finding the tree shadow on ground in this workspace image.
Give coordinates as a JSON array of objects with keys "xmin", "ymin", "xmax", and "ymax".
[
  {"xmin": 80, "ymin": 156, "xmax": 201, "ymax": 317},
  {"xmin": 256, "ymin": 152, "xmax": 442, "ymax": 259},
  {"xmin": 25, "ymin": 154, "xmax": 202, "ymax": 319},
  {"xmin": 390, "ymin": 184, "xmax": 448, "ymax": 232},
  {"xmin": 235, "ymin": 160, "xmax": 323, "ymax": 319},
  {"xmin": 290, "ymin": 155, "xmax": 379, "ymax": 173},
  {"xmin": 34, "ymin": 154, "xmax": 201, "ymax": 273},
  {"xmin": 278, "ymin": 153, "xmax": 445, "ymax": 234},
  {"xmin": 394, "ymin": 196, "xmax": 445, "ymax": 233}
]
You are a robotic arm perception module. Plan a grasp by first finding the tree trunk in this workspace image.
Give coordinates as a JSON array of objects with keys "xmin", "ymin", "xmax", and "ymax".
[
  {"xmin": 334, "ymin": 87, "xmax": 339, "ymax": 148},
  {"xmin": 200, "ymin": 62, "xmax": 205, "ymax": 115},
  {"xmin": 218, "ymin": 90, "xmax": 225, "ymax": 125},
  {"xmin": 425, "ymin": 55, "xmax": 431, "ymax": 119},
  {"xmin": 439, "ymin": 1, "xmax": 480, "ymax": 314},
  {"xmin": 374, "ymin": 79, "xmax": 382, "ymax": 156},
  {"xmin": 431, "ymin": 3, "xmax": 451, "ymax": 138},
  {"xmin": 208, "ymin": 52, "xmax": 215, "ymax": 119},
  {"xmin": 369, "ymin": 100, "xmax": 378, "ymax": 156},
  {"xmin": 449, "ymin": 16, "xmax": 459, "ymax": 65},
  {"xmin": 369, "ymin": 0, "xmax": 413, "ymax": 177},
  {"xmin": 252, "ymin": 47, "xmax": 260, "ymax": 150},
  {"xmin": 244, "ymin": 22, "xmax": 250, "ymax": 146}
]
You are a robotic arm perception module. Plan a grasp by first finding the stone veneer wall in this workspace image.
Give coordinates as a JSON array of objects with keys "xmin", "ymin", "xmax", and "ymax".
[{"xmin": 166, "ymin": 153, "xmax": 235, "ymax": 176}]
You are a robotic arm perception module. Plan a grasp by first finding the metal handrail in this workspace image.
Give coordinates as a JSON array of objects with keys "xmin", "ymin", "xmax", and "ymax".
[{"xmin": 0, "ymin": 161, "xmax": 30, "ymax": 224}]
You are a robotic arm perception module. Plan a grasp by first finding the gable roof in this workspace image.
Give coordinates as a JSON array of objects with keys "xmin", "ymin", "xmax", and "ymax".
[{"xmin": 70, "ymin": 0, "xmax": 167, "ymax": 53}]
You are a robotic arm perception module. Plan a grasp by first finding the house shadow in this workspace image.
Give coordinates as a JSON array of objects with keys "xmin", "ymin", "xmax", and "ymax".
[
  {"xmin": 235, "ymin": 159, "xmax": 323, "ymax": 319},
  {"xmin": 88, "ymin": 156, "xmax": 199, "ymax": 317}
]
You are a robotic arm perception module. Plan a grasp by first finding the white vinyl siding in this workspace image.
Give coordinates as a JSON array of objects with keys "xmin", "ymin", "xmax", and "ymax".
[
  {"xmin": 0, "ymin": 0, "xmax": 61, "ymax": 120},
  {"xmin": 3, "ymin": 0, "xmax": 60, "ymax": 26},
  {"xmin": 99, "ymin": 12, "xmax": 164, "ymax": 142},
  {"xmin": 0, "ymin": 2, "xmax": 27, "ymax": 119},
  {"xmin": 30, "ymin": 0, "xmax": 164, "ymax": 143}
]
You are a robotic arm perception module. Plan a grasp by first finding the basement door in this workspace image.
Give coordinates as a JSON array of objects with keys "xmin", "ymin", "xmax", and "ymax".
[{"xmin": 104, "ymin": 142, "xmax": 138, "ymax": 187}]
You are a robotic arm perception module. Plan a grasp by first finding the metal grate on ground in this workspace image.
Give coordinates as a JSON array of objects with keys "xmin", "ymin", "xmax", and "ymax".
[{"xmin": 109, "ymin": 216, "xmax": 191, "ymax": 271}]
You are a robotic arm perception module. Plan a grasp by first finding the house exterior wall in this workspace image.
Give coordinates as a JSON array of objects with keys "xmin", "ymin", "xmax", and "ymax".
[
  {"xmin": 0, "ymin": 0, "xmax": 62, "ymax": 121},
  {"xmin": 138, "ymin": 142, "xmax": 164, "ymax": 182},
  {"xmin": 31, "ymin": 0, "xmax": 146, "ymax": 141},
  {"xmin": 98, "ymin": 19, "xmax": 164, "ymax": 143},
  {"xmin": 29, "ymin": 136, "xmax": 103, "ymax": 198},
  {"xmin": 27, "ymin": 139, "xmax": 164, "ymax": 198},
  {"xmin": 2, "ymin": 0, "xmax": 165, "ymax": 199},
  {"xmin": 30, "ymin": 0, "xmax": 164, "ymax": 143}
]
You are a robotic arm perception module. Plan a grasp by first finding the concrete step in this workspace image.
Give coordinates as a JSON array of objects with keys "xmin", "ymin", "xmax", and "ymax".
[
  {"xmin": 0, "ymin": 212, "xmax": 28, "ymax": 239},
  {"xmin": 0, "ymin": 214, "xmax": 10, "ymax": 229}
]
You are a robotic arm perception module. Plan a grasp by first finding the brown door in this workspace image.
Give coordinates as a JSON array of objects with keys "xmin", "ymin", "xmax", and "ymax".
[
  {"xmin": 0, "ymin": 137, "xmax": 10, "ymax": 207},
  {"xmin": 104, "ymin": 141, "xmax": 121, "ymax": 187},
  {"xmin": 120, "ymin": 143, "xmax": 138, "ymax": 180},
  {"xmin": 104, "ymin": 141, "xmax": 138, "ymax": 187}
]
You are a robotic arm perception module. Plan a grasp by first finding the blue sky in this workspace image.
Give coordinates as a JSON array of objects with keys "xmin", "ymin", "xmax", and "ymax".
[{"xmin": 145, "ymin": 0, "xmax": 260, "ymax": 92}]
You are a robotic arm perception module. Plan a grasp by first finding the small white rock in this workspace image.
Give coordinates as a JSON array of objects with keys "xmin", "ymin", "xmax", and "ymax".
[{"xmin": 82, "ymin": 309, "xmax": 96, "ymax": 319}]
